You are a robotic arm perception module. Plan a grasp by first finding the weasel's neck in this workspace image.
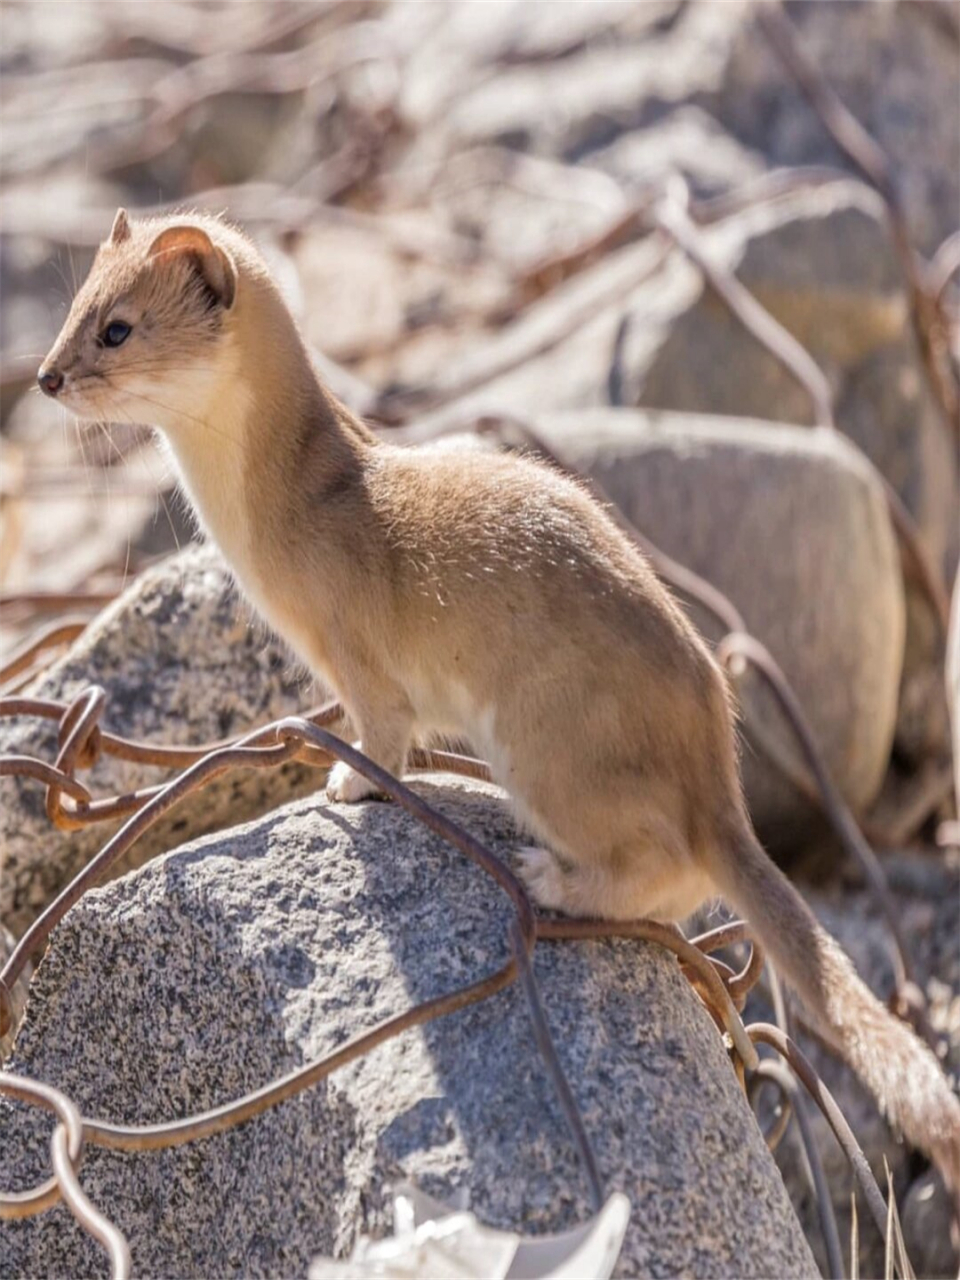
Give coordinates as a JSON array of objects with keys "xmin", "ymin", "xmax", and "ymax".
[
  {"xmin": 164, "ymin": 289, "xmax": 375, "ymax": 600},
  {"xmin": 161, "ymin": 340, "xmax": 261, "ymax": 579}
]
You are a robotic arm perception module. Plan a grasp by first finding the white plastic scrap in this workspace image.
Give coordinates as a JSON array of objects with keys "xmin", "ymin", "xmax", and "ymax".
[{"xmin": 309, "ymin": 1183, "xmax": 630, "ymax": 1279}]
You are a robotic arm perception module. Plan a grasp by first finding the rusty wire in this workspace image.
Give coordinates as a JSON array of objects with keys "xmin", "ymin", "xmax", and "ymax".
[
  {"xmin": 768, "ymin": 962, "xmax": 845, "ymax": 1280},
  {"xmin": 0, "ymin": 700, "xmax": 900, "ymax": 1275},
  {"xmin": 0, "ymin": 687, "xmax": 489, "ymax": 840},
  {"xmin": 0, "ymin": 639, "xmax": 913, "ymax": 1277},
  {"xmin": 750, "ymin": 1059, "xmax": 844, "ymax": 1279},
  {"xmin": 1, "ymin": 708, "xmax": 771, "ymax": 1274},
  {"xmin": 0, "ymin": 619, "xmax": 91, "ymax": 688},
  {"xmin": 0, "ymin": 696, "xmax": 901, "ymax": 1274},
  {"xmin": 749, "ymin": 1024, "xmax": 890, "ymax": 1242}
]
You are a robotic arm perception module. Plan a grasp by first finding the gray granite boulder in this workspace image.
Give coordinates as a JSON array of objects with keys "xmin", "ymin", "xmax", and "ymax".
[
  {"xmin": 530, "ymin": 409, "xmax": 905, "ymax": 854},
  {"xmin": 0, "ymin": 542, "xmax": 337, "ymax": 940},
  {"xmin": 1, "ymin": 776, "xmax": 816, "ymax": 1278}
]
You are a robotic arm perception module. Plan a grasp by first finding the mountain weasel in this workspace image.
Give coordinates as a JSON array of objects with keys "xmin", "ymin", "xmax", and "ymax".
[{"xmin": 40, "ymin": 207, "xmax": 960, "ymax": 1191}]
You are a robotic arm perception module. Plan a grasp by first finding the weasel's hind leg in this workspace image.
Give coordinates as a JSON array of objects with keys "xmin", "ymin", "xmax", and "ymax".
[{"xmin": 516, "ymin": 843, "xmax": 712, "ymax": 924}]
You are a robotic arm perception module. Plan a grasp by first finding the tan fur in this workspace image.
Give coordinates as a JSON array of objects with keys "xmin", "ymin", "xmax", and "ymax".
[{"xmin": 41, "ymin": 210, "xmax": 960, "ymax": 1188}]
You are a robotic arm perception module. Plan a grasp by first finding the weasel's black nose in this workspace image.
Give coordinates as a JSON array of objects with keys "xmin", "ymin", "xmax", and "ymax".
[{"xmin": 38, "ymin": 367, "xmax": 64, "ymax": 397}]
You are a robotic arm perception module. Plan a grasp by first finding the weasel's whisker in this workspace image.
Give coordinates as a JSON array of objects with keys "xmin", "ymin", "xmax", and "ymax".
[
  {"xmin": 67, "ymin": 242, "xmax": 79, "ymax": 297},
  {"xmin": 73, "ymin": 409, "xmax": 94, "ymax": 494}
]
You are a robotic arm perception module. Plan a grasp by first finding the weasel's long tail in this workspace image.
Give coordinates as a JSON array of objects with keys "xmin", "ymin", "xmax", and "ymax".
[{"xmin": 709, "ymin": 820, "xmax": 960, "ymax": 1192}]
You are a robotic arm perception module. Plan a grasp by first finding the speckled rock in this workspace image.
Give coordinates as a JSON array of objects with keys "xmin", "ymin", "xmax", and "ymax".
[
  {"xmin": 525, "ymin": 409, "xmax": 905, "ymax": 855},
  {"xmin": 0, "ymin": 542, "xmax": 337, "ymax": 940},
  {"xmin": 2, "ymin": 777, "xmax": 816, "ymax": 1279}
]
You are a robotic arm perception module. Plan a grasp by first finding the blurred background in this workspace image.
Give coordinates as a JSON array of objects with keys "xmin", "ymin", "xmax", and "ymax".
[{"xmin": 1, "ymin": 2, "xmax": 959, "ymax": 1272}]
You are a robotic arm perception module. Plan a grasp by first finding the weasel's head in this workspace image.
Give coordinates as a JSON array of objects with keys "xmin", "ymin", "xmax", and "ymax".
[{"xmin": 38, "ymin": 208, "xmax": 239, "ymax": 432}]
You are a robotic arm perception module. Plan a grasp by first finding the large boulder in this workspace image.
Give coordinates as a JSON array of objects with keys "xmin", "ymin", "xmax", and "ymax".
[
  {"xmin": 530, "ymin": 409, "xmax": 905, "ymax": 854},
  {"xmin": 1, "ymin": 777, "xmax": 816, "ymax": 1278},
  {"xmin": 618, "ymin": 180, "xmax": 958, "ymax": 770},
  {"xmin": 0, "ymin": 543, "xmax": 336, "ymax": 940}
]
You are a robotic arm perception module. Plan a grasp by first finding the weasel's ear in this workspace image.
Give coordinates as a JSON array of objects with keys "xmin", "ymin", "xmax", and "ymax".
[
  {"xmin": 147, "ymin": 225, "xmax": 237, "ymax": 310},
  {"xmin": 109, "ymin": 208, "xmax": 131, "ymax": 244}
]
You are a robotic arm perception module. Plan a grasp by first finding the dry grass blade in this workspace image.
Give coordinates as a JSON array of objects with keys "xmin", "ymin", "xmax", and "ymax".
[
  {"xmin": 850, "ymin": 1192, "xmax": 859, "ymax": 1280},
  {"xmin": 884, "ymin": 1158, "xmax": 916, "ymax": 1280}
]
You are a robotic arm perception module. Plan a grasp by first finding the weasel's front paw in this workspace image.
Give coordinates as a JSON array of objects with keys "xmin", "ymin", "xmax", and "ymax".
[
  {"xmin": 326, "ymin": 761, "xmax": 383, "ymax": 803},
  {"xmin": 517, "ymin": 846, "xmax": 568, "ymax": 912}
]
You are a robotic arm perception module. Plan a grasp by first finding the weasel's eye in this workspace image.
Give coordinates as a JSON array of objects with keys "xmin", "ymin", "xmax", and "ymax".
[{"xmin": 101, "ymin": 320, "xmax": 132, "ymax": 348}]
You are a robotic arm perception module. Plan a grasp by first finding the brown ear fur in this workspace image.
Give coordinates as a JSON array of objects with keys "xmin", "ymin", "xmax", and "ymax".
[
  {"xmin": 148, "ymin": 225, "xmax": 237, "ymax": 309},
  {"xmin": 110, "ymin": 208, "xmax": 131, "ymax": 245}
]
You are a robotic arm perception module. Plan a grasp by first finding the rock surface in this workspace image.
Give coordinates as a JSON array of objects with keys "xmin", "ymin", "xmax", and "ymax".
[
  {"xmin": 0, "ymin": 543, "xmax": 337, "ymax": 939},
  {"xmin": 2, "ymin": 777, "xmax": 816, "ymax": 1279},
  {"xmin": 528, "ymin": 409, "xmax": 904, "ymax": 853}
]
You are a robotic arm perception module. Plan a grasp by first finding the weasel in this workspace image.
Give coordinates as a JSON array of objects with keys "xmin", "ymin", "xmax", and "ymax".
[{"xmin": 40, "ymin": 208, "xmax": 960, "ymax": 1190}]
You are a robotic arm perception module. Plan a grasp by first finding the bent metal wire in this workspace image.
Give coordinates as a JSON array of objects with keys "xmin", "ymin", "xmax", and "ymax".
[{"xmin": 1, "ymin": 693, "xmax": 896, "ymax": 1279}]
